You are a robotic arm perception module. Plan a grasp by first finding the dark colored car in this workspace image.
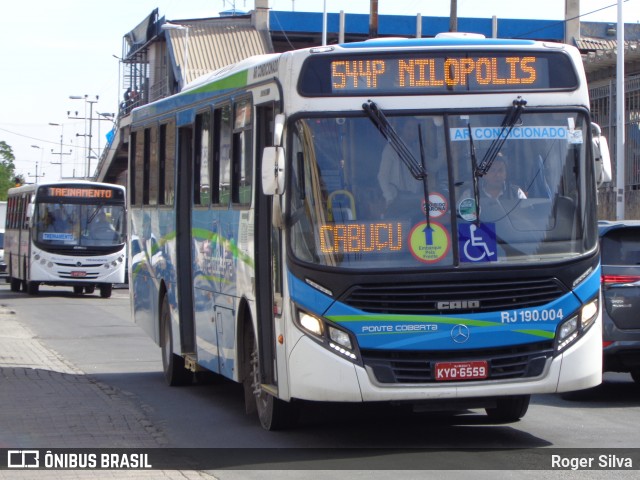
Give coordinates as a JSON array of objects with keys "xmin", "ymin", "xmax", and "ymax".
[{"xmin": 598, "ymin": 220, "xmax": 640, "ymax": 384}]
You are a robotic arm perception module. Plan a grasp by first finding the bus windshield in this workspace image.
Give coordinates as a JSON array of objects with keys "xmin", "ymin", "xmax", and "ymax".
[
  {"xmin": 289, "ymin": 110, "xmax": 597, "ymax": 269},
  {"xmin": 34, "ymin": 202, "xmax": 126, "ymax": 248}
]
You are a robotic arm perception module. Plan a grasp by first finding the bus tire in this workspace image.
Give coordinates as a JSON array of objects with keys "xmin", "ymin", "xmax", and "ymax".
[
  {"xmin": 73, "ymin": 286, "xmax": 84, "ymax": 295},
  {"xmin": 485, "ymin": 395, "xmax": 530, "ymax": 422},
  {"xmin": 160, "ymin": 295, "xmax": 192, "ymax": 386},
  {"xmin": 99, "ymin": 284, "xmax": 112, "ymax": 298},
  {"xmin": 85, "ymin": 285, "xmax": 95, "ymax": 294},
  {"xmin": 27, "ymin": 281, "xmax": 39, "ymax": 295},
  {"xmin": 244, "ymin": 328, "xmax": 299, "ymax": 431},
  {"xmin": 10, "ymin": 277, "xmax": 20, "ymax": 292}
]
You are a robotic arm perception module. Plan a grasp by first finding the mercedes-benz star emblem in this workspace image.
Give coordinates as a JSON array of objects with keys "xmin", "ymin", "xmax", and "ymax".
[{"xmin": 451, "ymin": 324, "xmax": 470, "ymax": 344}]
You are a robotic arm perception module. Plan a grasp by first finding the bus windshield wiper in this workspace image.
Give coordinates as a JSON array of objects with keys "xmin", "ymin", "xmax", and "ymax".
[
  {"xmin": 474, "ymin": 96, "xmax": 526, "ymax": 177},
  {"xmin": 362, "ymin": 100, "xmax": 431, "ymax": 226},
  {"xmin": 87, "ymin": 203, "xmax": 105, "ymax": 225},
  {"xmin": 467, "ymin": 123, "xmax": 481, "ymax": 224}
]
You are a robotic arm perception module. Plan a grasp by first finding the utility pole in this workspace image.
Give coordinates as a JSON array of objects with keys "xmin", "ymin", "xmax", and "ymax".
[
  {"xmin": 369, "ymin": 0, "xmax": 378, "ymax": 39},
  {"xmin": 68, "ymin": 95, "xmax": 108, "ymax": 179},
  {"xmin": 450, "ymin": 0, "xmax": 458, "ymax": 32},
  {"xmin": 616, "ymin": 0, "xmax": 625, "ymax": 219},
  {"xmin": 48, "ymin": 123, "xmax": 72, "ymax": 180}
]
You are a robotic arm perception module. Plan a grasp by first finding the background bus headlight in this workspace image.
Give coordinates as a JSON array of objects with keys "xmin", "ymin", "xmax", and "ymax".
[{"xmin": 296, "ymin": 307, "xmax": 360, "ymax": 363}]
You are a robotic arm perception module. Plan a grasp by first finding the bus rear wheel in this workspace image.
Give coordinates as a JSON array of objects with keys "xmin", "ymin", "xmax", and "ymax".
[
  {"xmin": 485, "ymin": 395, "xmax": 530, "ymax": 422},
  {"xmin": 99, "ymin": 284, "xmax": 112, "ymax": 298},
  {"xmin": 160, "ymin": 295, "xmax": 192, "ymax": 386},
  {"xmin": 10, "ymin": 277, "xmax": 20, "ymax": 292},
  {"xmin": 73, "ymin": 286, "xmax": 84, "ymax": 295},
  {"xmin": 244, "ymin": 330, "xmax": 298, "ymax": 430}
]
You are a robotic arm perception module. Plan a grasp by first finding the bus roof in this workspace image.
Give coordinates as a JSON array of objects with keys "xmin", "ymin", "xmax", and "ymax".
[{"xmin": 340, "ymin": 36, "xmax": 538, "ymax": 49}]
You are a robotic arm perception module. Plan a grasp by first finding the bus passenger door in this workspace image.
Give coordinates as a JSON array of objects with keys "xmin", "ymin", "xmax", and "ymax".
[
  {"xmin": 255, "ymin": 104, "xmax": 278, "ymax": 387},
  {"xmin": 175, "ymin": 126, "xmax": 196, "ymax": 356}
]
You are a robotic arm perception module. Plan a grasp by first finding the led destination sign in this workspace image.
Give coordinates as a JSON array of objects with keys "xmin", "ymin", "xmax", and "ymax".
[
  {"xmin": 37, "ymin": 185, "xmax": 124, "ymax": 202},
  {"xmin": 320, "ymin": 222, "xmax": 404, "ymax": 254},
  {"xmin": 299, "ymin": 51, "xmax": 578, "ymax": 96},
  {"xmin": 48, "ymin": 187, "xmax": 113, "ymax": 198}
]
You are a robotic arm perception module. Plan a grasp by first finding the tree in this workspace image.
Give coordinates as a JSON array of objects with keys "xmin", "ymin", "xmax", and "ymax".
[{"xmin": 0, "ymin": 140, "xmax": 20, "ymax": 200}]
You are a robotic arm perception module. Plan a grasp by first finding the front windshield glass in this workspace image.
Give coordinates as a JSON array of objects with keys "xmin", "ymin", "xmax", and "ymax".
[
  {"xmin": 34, "ymin": 203, "xmax": 126, "ymax": 247},
  {"xmin": 289, "ymin": 111, "xmax": 596, "ymax": 269}
]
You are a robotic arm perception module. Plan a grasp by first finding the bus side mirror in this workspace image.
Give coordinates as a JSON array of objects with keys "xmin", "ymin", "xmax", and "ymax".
[
  {"xmin": 26, "ymin": 203, "xmax": 34, "ymax": 227},
  {"xmin": 261, "ymin": 146, "xmax": 286, "ymax": 196},
  {"xmin": 592, "ymin": 123, "xmax": 612, "ymax": 186}
]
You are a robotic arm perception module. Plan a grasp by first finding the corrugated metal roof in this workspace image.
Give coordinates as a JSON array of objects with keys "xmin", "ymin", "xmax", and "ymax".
[
  {"xmin": 165, "ymin": 17, "xmax": 273, "ymax": 86},
  {"xmin": 578, "ymin": 37, "xmax": 640, "ymax": 74}
]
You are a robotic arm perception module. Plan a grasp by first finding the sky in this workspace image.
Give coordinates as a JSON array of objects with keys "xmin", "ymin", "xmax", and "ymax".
[{"xmin": 0, "ymin": 0, "xmax": 637, "ymax": 183}]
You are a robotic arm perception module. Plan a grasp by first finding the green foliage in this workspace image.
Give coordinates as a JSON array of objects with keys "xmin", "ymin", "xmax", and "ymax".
[{"xmin": 0, "ymin": 140, "xmax": 19, "ymax": 200}]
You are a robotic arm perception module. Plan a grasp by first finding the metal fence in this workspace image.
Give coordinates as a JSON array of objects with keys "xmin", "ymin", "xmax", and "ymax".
[{"xmin": 590, "ymin": 73, "xmax": 640, "ymax": 219}]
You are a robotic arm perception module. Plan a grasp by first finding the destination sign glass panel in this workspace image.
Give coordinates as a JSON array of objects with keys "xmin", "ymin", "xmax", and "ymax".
[
  {"xmin": 299, "ymin": 51, "xmax": 578, "ymax": 96},
  {"xmin": 37, "ymin": 185, "xmax": 125, "ymax": 202}
]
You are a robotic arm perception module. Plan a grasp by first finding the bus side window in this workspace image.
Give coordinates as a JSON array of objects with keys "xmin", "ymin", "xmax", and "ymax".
[
  {"xmin": 232, "ymin": 98, "xmax": 253, "ymax": 206},
  {"xmin": 143, "ymin": 128, "xmax": 151, "ymax": 205},
  {"xmin": 194, "ymin": 111, "xmax": 212, "ymax": 206},
  {"xmin": 218, "ymin": 104, "xmax": 232, "ymax": 206}
]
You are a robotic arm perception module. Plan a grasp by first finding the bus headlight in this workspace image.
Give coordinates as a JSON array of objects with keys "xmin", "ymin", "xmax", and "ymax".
[
  {"xmin": 556, "ymin": 317, "xmax": 579, "ymax": 352},
  {"xmin": 296, "ymin": 307, "xmax": 360, "ymax": 363},
  {"xmin": 329, "ymin": 327, "xmax": 352, "ymax": 350},
  {"xmin": 555, "ymin": 298, "xmax": 598, "ymax": 353},
  {"xmin": 299, "ymin": 311, "xmax": 323, "ymax": 336},
  {"xmin": 580, "ymin": 298, "xmax": 598, "ymax": 331}
]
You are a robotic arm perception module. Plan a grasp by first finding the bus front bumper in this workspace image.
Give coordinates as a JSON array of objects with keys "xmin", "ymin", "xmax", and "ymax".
[{"xmin": 286, "ymin": 319, "xmax": 602, "ymax": 403}]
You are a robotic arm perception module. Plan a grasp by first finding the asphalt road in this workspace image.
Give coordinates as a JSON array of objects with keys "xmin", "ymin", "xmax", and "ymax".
[{"xmin": 1, "ymin": 282, "xmax": 639, "ymax": 478}]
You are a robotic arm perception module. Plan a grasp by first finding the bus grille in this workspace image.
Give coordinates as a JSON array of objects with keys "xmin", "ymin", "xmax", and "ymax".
[
  {"xmin": 361, "ymin": 342, "xmax": 554, "ymax": 384},
  {"xmin": 342, "ymin": 278, "xmax": 566, "ymax": 314}
]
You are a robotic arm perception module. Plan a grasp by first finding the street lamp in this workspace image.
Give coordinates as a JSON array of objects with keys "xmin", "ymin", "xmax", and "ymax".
[
  {"xmin": 49, "ymin": 122, "xmax": 72, "ymax": 180},
  {"xmin": 162, "ymin": 22, "xmax": 190, "ymax": 88},
  {"xmin": 69, "ymin": 95, "xmax": 99, "ymax": 179}
]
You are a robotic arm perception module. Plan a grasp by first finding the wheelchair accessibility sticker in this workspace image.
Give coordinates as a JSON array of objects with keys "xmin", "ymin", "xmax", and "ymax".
[
  {"xmin": 459, "ymin": 223, "xmax": 498, "ymax": 262},
  {"xmin": 408, "ymin": 221, "xmax": 450, "ymax": 263}
]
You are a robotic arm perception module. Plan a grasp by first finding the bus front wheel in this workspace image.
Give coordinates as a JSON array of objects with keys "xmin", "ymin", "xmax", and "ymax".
[
  {"xmin": 244, "ymin": 329, "xmax": 298, "ymax": 430},
  {"xmin": 160, "ymin": 295, "xmax": 192, "ymax": 386},
  {"xmin": 99, "ymin": 284, "xmax": 112, "ymax": 298},
  {"xmin": 10, "ymin": 277, "xmax": 20, "ymax": 292},
  {"xmin": 27, "ymin": 281, "xmax": 39, "ymax": 295},
  {"xmin": 485, "ymin": 395, "xmax": 530, "ymax": 422}
]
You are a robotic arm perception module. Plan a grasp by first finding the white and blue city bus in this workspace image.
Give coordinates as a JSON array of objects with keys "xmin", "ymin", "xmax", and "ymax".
[
  {"xmin": 5, "ymin": 181, "xmax": 126, "ymax": 297},
  {"xmin": 128, "ymin": 34, "xmax": 611, "ymax": 430}
]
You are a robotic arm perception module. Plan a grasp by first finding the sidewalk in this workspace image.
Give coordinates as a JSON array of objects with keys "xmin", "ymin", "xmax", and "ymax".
[
  {"xmin": 0, "ymin": 305, "xmax": 165, "ymax": 449},
  {"xmin": 0, "ymin": 305, "xmax": 217, "ymax": 479}
]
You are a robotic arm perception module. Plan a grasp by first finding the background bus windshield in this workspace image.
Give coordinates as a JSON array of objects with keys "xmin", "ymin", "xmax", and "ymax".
[
  {"xmin": 34, "ymin": 202, "xmax": 125, "ymax": 248},
  {"xmin": 289, "ymin": 111, "xmax": 597, "ymax": 269}
]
